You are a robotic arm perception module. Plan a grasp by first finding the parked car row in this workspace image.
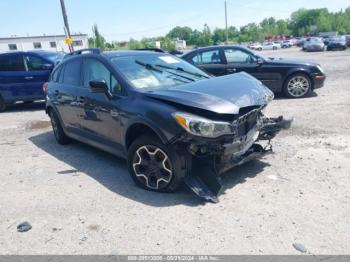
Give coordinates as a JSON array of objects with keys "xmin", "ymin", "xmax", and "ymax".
[
  {"xmin": 249, "ymin": 41, "xmax": 281, "ymax": 51},
  {"xmin": 300, "ymin": 36, "xmax": 348, "ymax": 52},
  {"xmin": 247, "ymin": 35, "xmax": 349, "ymax": 53}
]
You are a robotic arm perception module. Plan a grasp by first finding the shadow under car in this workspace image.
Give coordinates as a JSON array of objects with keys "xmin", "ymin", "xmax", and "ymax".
[{"xmin": 29, "ymin": 131, "xmax": 270, "ymax": 206}]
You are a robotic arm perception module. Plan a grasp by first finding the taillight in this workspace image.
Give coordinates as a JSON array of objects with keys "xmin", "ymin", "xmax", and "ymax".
[{"xmin": 42, "ymin": 82, "xmax": 49, "ymax": 92}]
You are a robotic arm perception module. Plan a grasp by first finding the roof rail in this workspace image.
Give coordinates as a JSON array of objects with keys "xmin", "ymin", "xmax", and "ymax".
[
  {"xmin": 66, "ymin": 48, "xmax": 101, "ymax": 56},
  {"xmin": 133, "ymin": 48, "xmax": 166, "ymax": 53}
]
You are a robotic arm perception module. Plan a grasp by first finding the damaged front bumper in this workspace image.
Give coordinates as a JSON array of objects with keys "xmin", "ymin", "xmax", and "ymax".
[{"xmin": 183, "ymin": 115, "xmax": 293, "ymax": 202}]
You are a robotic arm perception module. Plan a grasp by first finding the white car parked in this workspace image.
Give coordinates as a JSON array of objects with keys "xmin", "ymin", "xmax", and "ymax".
[{"xmin": 254, "ymin": 42, "xmax": 281, "ymax": 51}]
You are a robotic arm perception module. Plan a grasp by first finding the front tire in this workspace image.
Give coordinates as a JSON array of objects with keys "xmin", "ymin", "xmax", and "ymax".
[
  {"xmin": 127, "ymin": 135, "xmax": 187, "ymax": 193},
  {"xmin": 283, "ymin": 74, "xmax": 312, "ymax": 98},
  {"xmin": 49, "ymin": 109, "xmax": 71, "ymax": 145},
  {"xmin": 0, "ymin": 96, "xmax": 6, "ymax": 112}
]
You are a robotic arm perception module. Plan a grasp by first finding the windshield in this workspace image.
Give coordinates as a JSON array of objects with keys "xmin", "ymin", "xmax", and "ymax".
[
  {"xmin": 331, "ymin": 36, "xmax": 346, "ymax": 43},
  {"xmin": 110, "ymin": 53, "xmax": 209, "ymax": 90},
  {"xmin": 310, "ymin": 38, "xmax": 323, "ymax": 44}
]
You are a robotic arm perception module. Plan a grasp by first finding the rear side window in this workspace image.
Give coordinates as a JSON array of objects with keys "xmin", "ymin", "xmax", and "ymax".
[
  {"xmin": 192, "ymin": 50, "xmax": 222, "ymax": 65},
  {"xmin": 0, "ymin": 54, "xmax": 25, "ymax": 71},
  {"xmin": 62, "ymin": 59, "xmax": 81, "ymax": 86}
]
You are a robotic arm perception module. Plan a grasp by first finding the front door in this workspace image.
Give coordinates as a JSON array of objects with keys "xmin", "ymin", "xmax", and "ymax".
[
  {"xmin": 23, "ymin": 54, "xmax": 53, "ymax": 100},
  {"xmin": 79, "ymin": 58, "xmax": 124, "ymax": 151},
  {"xmin": 223, "ymin": 47, "xmax": 260, "ymax": 76}
]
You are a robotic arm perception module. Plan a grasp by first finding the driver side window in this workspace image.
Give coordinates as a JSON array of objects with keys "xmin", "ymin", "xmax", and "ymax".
[
  {"xmin": 83, "ymin": 58, "xmax": 122, "ymax": 94},
  {"xmin": 224, "ymin": 49, "xmax": 255, "ymax": 64},
  {"xmin": 24, "ymin": 55, "xmax": 47, "ymax": 71}
]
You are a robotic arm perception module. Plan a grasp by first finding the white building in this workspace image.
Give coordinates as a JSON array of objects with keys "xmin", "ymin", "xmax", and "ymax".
[{"xmin": 0, "ymin": 34, "xmax": 88, "ymax": 53}]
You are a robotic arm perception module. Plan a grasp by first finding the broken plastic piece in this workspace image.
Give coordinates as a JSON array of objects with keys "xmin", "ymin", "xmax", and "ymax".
[{"xmin": 17, "ymin": 222, "xmax": 32, "ymax": 232}]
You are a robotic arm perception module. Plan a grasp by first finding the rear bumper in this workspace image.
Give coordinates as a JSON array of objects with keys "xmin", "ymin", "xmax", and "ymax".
[{"xmin": 184, "ymin": 116, "xmax": 293, "ymax": 202}]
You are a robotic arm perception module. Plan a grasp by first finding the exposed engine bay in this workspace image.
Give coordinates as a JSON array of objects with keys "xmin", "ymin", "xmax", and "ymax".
[{"xmin": 172, "ymin": 106, "xmax": 293, "ymax": 202}]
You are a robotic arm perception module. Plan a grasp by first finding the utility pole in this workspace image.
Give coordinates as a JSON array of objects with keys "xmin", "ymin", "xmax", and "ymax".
[
  {"xmin": 59, "ymin": 0, "xmax": 73, "ymax": 52},
  {"xmin": 225, "ymin": 0, "xmax": 228, "ymax": 44}
]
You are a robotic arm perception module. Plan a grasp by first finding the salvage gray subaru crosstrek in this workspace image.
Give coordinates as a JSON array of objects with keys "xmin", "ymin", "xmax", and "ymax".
[{"xmin": 46, "ymin": 49, "xmax": 292, "ymax": 202}]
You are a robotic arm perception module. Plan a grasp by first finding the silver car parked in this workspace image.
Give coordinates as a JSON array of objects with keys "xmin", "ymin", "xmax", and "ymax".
[{"xmin": 303, "ymin": 38, "xmax": 325, "ymax": 52}]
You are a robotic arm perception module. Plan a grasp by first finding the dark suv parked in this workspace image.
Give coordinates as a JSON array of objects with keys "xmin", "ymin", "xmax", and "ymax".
[
  {"xmin": 181, "ymin": 45, "xmax": 326, "ymax": 98},
  {"xmin": 46, "ymin": 49, "xmax": 292, "ymax": 202},
  {"xmin": 0, "ymin": 51, "xmax": 63, "ymax": 111}
]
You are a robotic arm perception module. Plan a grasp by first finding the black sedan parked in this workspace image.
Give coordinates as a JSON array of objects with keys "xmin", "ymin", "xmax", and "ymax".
[
  {"xmin": 181, "ymin": 45, "xmax": 326, "ymax": 98},
  {"xmin": 45, "ymin": 49, "xmax": 291, "ymax": 202},
  {"xmin": 326, "ymin": 36, "xmax": 347, "ymax": 51}
]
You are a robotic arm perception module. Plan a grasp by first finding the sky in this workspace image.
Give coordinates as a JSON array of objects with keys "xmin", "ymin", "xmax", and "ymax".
[{"xmin": 0, "ymin": 0, "xmax": 349, "ymax": 42}]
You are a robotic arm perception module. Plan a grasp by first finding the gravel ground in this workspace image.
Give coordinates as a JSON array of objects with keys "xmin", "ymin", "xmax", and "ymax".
[{"xmin": 0, "ymin": 47, "xmax": 349, "ymax": 255}]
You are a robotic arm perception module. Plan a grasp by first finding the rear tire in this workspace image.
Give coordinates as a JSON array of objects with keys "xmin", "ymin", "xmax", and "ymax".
[
  {"xmin": 127, "ymin": 134, "xmax": 187, "ymax": 193},
  {"xmin": 283, "ymin": 74, "xmax": 312, "ymax": 98},
  {"xmin": 49, "ymin": 109, "xmax": 71, "ymax": 145},
  {"xmin": 0, "ymin": 96, "xmax": 6, "ymax": 112}
]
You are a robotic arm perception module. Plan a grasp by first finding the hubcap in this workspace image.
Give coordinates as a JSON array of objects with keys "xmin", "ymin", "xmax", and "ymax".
[
  {"xmin": 132, "ymin": 145, "xmax": 173, "ymax": 190},
  {"xmin": 287, "ymin": 76, "xmax": 310, "ymax": 97}
]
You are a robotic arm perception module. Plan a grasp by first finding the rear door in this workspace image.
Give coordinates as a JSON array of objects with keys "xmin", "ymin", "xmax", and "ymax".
[
  {"xmin": 188, "ymin": 48, "xmax": 226, "ymax": 76},
  {"xmin": 23, "ymin": 54, "xmax": 53, "ymax": 99},
  {"xmin": 0, "ymin": 53, "xmax": 27, "ymax": 102},
  {"xmin": 52, "ymin": 58, "xmax": 83, "ymax": 133}
]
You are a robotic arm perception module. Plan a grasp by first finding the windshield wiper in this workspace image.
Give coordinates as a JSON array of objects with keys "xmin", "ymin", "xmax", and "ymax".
[
  {"xmin": 155, "ymin": 64, "xmax": 210, "ymax": 79},
  {"xmin": 135, "ymin": 60, "xmax": 163, "ymax": 73},
  {"xmin": 135, "ymin": 60, "xmax": 194, "ymax": 82}
]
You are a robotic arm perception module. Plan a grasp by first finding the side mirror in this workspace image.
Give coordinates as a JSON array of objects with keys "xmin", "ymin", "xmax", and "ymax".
[
  {"xmin": 89, "ymin": 79, "xmax": 108, "ymax": 93},
  {"xmin": 42, "ymin": 63, "xmax": 54, "ymax": 70},
  {"xmin": 257, "ymin": 57, "xmax": 264, "ymax": 65}
]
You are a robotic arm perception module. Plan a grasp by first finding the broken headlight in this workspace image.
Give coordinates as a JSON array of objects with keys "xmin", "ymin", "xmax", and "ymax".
[{"xmin": 173, "ymin": 112, "xmax": 233, "ymax": 138}]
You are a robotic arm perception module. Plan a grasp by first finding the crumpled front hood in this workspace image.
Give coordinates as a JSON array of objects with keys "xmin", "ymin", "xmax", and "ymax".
[{"xmin": 146, "ymin": 72, "xmax": 274, "ymax": 115}]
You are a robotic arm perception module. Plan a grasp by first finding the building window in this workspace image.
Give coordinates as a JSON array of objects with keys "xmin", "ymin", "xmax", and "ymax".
[
  {"xmin": 50, "ymin": 41, "xmax": 57, "ymax": 48},
  {"xmin": 33, "ymin": 42, "xmax": 42, "ymax": 49},
  {"xmin": 72, "ymin": 40, "xmax": 83, "ymax": 46},
  {"xmin": 8, "ymin": 44, "xmax": 17, "ymax": 50}
]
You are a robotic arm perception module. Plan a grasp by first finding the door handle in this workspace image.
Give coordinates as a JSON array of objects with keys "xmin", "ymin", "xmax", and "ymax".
[
  {"xmin": 24, "ymin": 76, "xmax": 34, "ymax": 80},
  {"xmin": 227, "ymin": 68, "xmax": 237, "ymax": 73}
]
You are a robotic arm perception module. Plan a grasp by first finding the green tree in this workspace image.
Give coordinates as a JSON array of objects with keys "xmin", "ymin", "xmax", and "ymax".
[
  {"xmin": 156, "ymin": 36, "xmax": 176, "ymax": 50},
  {"xmin": 167, "ymin": 26, "xmax": 193, "ymax": 41},
  {"xmin": 89, "ymin": 24, "xmax": 106, "ymax": 49},
  {"xmin": 128, "ymin": 39, "xmax": 144, "ymax": 49},
  {"xmin": 212, "ymin": 28, "xmax": 227, "ymax": 44}
]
